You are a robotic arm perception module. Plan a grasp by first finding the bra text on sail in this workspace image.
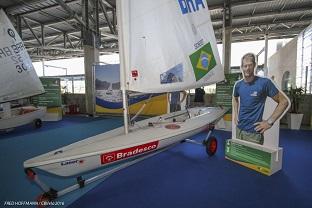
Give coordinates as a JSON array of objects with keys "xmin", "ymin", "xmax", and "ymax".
[{"xmin": 178, "ymin": 0, "xmax": 205, "ymax": 14}]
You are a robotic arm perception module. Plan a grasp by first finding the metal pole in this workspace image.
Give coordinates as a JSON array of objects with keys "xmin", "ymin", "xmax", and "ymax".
[
  {"xmin": 117, "ymin": 0, "xmax": 129, "ymax": 134},
  {"xmin": 72, "ymin": 77, "xmax": 75, "ymax": 94},
  {"xmin": 264, "ymin": 32, "xmax": 269, "ymax": 76},
  {"xmin": 42, "ymin": 59, "xmax": 45, "ymax": 76},
  {"xmin": 305, "ymin": 66, "xmax": 308, "ymax": 94}
]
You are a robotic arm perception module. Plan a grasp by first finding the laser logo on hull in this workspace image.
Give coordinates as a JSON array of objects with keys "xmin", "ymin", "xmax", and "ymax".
[
  {"xmin": 100, "ymin": 141, "xmax": 159, "ymax": 164},
  {"xmin": 60, "ymin": 159, "xmax": 84, "ymax": 166},
  {"xmin": 61, "ymin": 160, "xmax": 78, "ymax": 166}
]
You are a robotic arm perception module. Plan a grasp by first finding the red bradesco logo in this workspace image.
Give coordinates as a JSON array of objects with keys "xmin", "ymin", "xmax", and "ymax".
[{"xmin": 100, "ymin": 141, "xmax": 159, "ymax": 164}]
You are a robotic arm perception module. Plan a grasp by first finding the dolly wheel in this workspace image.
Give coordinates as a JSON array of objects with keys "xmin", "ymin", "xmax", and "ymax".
[
  {"xmin": 36, "ymin": 189, "xmax": 57, "ymax": 208},
  {"xmin": 25, "ymin": 168, "xmax": 36, "ymax": 180},
  {"xmin": 34, "ymin": 119, "xmax": 42, "ymax": 129},
  {"xmin": 205, "ymin": 136, "xmax": 217, "ymax": 156},
  {"xmin": 36, "ymin": 194, "xmax": 50, "ymax": 208}
]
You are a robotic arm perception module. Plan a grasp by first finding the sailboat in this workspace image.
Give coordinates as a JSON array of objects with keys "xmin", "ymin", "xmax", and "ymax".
[
  {"xmin": 0, "ymin": 9, "xmax": 46, "ymax": 131},
  {"xmin": 24, "ymin": 0, "xmax": 227, "ymax": 201}
]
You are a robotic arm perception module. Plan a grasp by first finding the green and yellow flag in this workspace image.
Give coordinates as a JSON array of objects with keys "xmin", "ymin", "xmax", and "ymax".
[{"xmin": 189, "ymin": 42, "xmax": 216, "ymax": 81}]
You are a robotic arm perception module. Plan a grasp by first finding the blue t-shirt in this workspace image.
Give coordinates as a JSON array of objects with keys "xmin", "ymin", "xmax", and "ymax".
[{"xmin": 233, "ymin": 76, "xmax": 278, "ymax": 133}]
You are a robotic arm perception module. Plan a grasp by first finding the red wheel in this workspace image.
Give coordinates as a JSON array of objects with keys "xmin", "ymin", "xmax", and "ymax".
[
  {"xmin": 205, "ymin": 136, "xmax": 217, "ymax": 156},
  {"xmin": 25, "ymin": 168, "xmax": 36, "ymax": 180},
  {"xmin": 36, "ymin": 194, "xmax": 49, "ymax": 208}
]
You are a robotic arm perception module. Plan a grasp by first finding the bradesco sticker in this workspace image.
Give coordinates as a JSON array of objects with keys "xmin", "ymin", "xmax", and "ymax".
[{"xmin": 100, "ymin": 141, "xmax": 159, "ymax": 164}]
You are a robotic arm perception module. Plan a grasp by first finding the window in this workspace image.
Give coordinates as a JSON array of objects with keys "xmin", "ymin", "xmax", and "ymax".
[
  {"xmin": 297, "ymin": 24, "xmax": 312, "ymax": 94},
  {"xmin": 282, "ymin": 71, "xmax": 291, "ymax": 91}
]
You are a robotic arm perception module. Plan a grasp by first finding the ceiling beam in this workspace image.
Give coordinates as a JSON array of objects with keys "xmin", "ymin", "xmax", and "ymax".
[
  {"xmin": 23, "ymin": 16, "xmax": 81, "ymax": 40},
  {"xmin": 18, "ymin": 12, "xmax": 113, "ymax": 37},
  {"xmin": 99, "ymin": 0, "xmax": 116, "ymax": 34},
  {"xmin": 22, "ymin": 17, "xmax": 42, "ymax": 45},
  {"xmin": 22, "ymin": 17, "xmax": 310, "ymax": 47},
  {"xmin": 234, "ymin": 7, "xmax": 312, "ymax": 20},
  {"xmin": 211, "ymin": 6, "xmax": 312, "ymax": 21},
  {"xmin": 208, "ymin": 0, "xmax": 277, "ymax": 10},
  {"xmin": 22, "ymin": 23, "xmax": 116, "ymax": 43},
  {"xmin": 6, "ymin": 0, "xmax": 81, "ymax": 16},
  {"xmin": 213, "ymin": 18, "xmax": 312, "ymax": 29},
  {"xmin": 55, "ymin": 0, "xmax": 87, "ymax": 28},
  {"xmin": 17, "ymin": 5, "xmax": 311, "ymax": 42}
]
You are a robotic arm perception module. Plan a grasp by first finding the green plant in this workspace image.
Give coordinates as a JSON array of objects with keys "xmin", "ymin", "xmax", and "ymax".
[{"xmin": 288, "ymin": 86, "xmax": 305, "ymax": 114}]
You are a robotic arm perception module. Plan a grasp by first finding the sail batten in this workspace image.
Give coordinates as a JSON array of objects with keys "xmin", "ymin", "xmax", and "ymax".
[
  {"xmin": 118, "ymin": 0, "xmax": 223, "ymax": 93},
  {"xmin": 0, "ymin": 9, "xmax": 44, "ymax": 103}
]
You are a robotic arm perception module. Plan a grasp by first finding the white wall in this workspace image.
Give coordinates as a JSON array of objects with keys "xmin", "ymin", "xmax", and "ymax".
[{"xmin": 268, "ymin": 37, "xmax": 297, "ymax": 88}]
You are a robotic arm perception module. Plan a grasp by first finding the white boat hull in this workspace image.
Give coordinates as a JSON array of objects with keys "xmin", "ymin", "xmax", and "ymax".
[
  {"xmin": 0, "ymin": 106, "xmax": 46, "ymax": 130},
  {"xmin": 24, "ymin": 107, "xmax": 226, "ymax": 177}
]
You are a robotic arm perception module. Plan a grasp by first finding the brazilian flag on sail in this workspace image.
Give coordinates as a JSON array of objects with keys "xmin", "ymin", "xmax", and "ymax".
[{"xmin": 189, "ymin": 42, "xmax": 216, "ymax": 81}]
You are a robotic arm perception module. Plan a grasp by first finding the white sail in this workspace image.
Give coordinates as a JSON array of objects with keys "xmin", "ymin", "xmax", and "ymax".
[
  {"xmin": 118, "ymin": 0, "xmax": 224, "ymax": 93},
  {"xmin": 0, "ymin": 9, "xmax": 44, "ymax": 103}
]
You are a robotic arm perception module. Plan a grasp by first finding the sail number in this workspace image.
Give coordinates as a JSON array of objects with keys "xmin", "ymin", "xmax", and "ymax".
[
  {"xmin": 16, "ymin": 64, "xmax": 28, "ymax": 73},
  {"xmin": 0, "ymin": 42, "xmax": 28, "ymax": 73},
  {"xmin": 12, "ymin": 54, "xmax": 28, "ymax": 73},
  {"xmin": 194, "ymin": 39, "xmax": 204, "ymax": 50}
]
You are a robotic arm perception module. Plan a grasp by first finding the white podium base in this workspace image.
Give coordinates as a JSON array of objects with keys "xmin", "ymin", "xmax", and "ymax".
[
  {"xmin": 225, "ymin": 139, "xmax": 283, "ymax": 176},
  {"xmin": 42, "ymin": 107, "xmax": 62, "ymax": 121}
]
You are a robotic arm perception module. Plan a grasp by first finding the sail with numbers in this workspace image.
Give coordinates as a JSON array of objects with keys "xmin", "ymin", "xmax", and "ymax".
[
  {"xmin": 0, "ymin": 9, "xmax": 44, "ymax": 103},
  {"xmin": 0, "ymin": 9, "xmax": 46, "ymax": 130}
]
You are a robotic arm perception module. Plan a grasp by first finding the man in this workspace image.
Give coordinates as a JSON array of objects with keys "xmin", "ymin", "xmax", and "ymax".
[
  {"xmin": 194, "ymin": 87, "xmax": 205, "ymax": 106},
  {"xmin": 232, "ymin": 53, "xmax": 289, "ymax": 145},
  {"xmin": 168, "ymin": 90, "xmax": 187, "ymax": 112},
  {"xmin": 166, "ymin": 74, "xmax": 187, "ymax": 112}
]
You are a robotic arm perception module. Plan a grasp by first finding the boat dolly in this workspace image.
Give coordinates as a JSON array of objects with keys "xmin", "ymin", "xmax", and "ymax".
[{"xmin": 25, "ymin": 125, "xmax": 218, "ymax": 206}]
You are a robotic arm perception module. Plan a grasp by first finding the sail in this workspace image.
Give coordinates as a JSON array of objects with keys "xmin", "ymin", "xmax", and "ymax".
[
  {"xmin": 0, "ymin": 9, "xmax": 44, "ymax": 103},
  {"xmin": 118, "ymin": 0, "xmax": 224, "ymax": 93}
]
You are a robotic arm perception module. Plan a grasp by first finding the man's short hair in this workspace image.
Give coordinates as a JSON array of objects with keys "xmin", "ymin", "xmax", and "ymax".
[{"xmin": 241, "ymin": 53, "xmax": 257, "ymax": 67}]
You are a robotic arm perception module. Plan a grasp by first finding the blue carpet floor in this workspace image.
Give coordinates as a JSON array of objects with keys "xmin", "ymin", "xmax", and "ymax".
[
  {"xmin": 0, "ymin": 116, "xmax": 311, "ymax": 208},
  {"xmin": 0, "ymin": 116, "xmax": 124, "ymax": 207}
]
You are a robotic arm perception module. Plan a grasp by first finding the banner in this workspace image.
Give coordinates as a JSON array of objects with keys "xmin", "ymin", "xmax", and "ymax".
[
  {"xmin": 216, "ymin": 73, "xmax": 241, "ymax": 114},
  {"xmin": 215, "ymin": 73, "xmax": 241, "ymax": 130},
  {"xmin": 31, "ymin": 77, "xmax": 61, "ymax": 107},
  {"xmin": 94, "ymin": 64, "xmax": 167, "ymax": 115}
]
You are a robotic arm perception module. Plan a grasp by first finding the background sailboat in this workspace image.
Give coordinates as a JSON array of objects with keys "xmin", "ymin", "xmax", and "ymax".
[
  {"xmin": 0, "ymin": 9, "xmax": 46, "ymax": 130},
  {"xmin": 23, "ymin": 0, "xmax": 227, "ymax": 201}
]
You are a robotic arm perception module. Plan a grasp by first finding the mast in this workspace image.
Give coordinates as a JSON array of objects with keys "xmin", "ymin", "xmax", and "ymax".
[{"xmin": 116, "ymin": 0, "xmax": 129, "ymax": 134}]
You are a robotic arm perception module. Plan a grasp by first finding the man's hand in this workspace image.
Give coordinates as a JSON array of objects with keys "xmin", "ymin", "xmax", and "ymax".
[{"xmin": 254, "ymin": 121, "xmax": 272, "ymax": 134}]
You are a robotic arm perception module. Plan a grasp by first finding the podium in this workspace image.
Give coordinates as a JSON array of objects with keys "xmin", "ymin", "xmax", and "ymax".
[
  {"xmin": 225, "ymin": 95, "xmax": 290, "ymax": 176},
  {"xmin": 225, "ymin": 139, "xmax": 283, "ymax": 176}
]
